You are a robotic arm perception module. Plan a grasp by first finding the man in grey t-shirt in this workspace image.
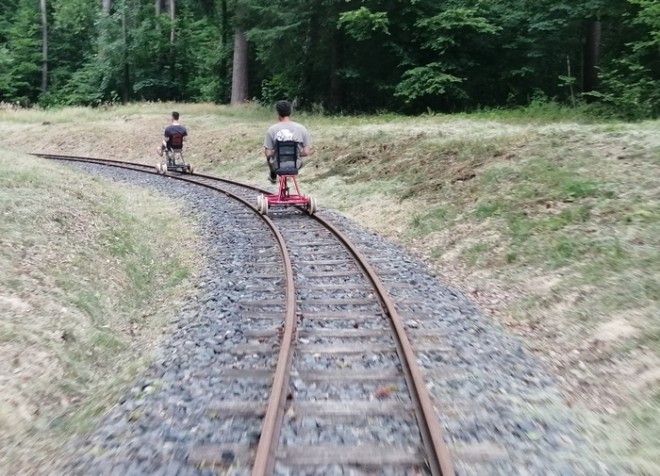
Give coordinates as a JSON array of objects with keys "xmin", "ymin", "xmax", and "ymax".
[{"xmin": 263, "ymin": 100, "xmax": 313, "ymax": 183}]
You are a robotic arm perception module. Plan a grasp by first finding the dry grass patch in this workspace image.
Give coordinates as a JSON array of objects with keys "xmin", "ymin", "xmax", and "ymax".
[
  {"xmin": 402, "ymin": 126, "xmax": 660, "ymax": 473},
  {"xmin": 0, "ymin": 150, "xmax": 199, "ymax": 473}
]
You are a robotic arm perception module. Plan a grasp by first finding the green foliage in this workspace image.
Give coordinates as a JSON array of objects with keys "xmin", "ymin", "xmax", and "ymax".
[
  {"xmin": 0, "ymin": 46, "xmax": 13, "ymax": 97},
  {"xmin": 631, "ymin": 0, "xmax": 660, "ymax": 41},
  {"xmin": 417, "ymin": 6, "xmax": 500, "ymax": 52},
  {"xmin": 585, "ymin": 0, "xmax": 660, "ymax": 120},
  {"xmin": 261, "ymin": 74, "xmax": 296, "ymax": 105},
  {"xmin": 178, "ymin": 16, "xmax": 224, "ymax": 102},
  {"xmin": 338, "ymin": 7, "xmax": 390, "ymax": 41},
  {"xmin": 395, "ymin": 63, "xmax": 463, "ymax": 103},
  {"xmin": 0, "ymin": 0, "xmax": 41, "ymax": 105},
  {"xmin": 0, "ymin": 0, "xmax": 657, "ymax": 117}
]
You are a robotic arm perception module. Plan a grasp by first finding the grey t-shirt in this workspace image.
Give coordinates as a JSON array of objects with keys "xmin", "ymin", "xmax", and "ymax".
[{"xmin": 264, "ymin": 121, "xmax": 312, "ymax": 151}]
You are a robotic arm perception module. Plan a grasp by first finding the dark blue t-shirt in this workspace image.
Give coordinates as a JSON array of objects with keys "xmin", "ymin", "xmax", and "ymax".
[{"xmin": 165, "ymin": 124, "xmax": 187, "ymax": 149}]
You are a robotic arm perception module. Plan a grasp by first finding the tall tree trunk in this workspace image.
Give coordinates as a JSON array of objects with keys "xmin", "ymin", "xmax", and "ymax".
[
  {"xmin": 40, "ymin": 0, "xmax": 48, "ymax": 93},
  {"xmin": 220, "ymin": 0, "xmax": 228, "ymax": 101},
  {"xmin": 121, "ymin": 3, "xmax": 130, "ymax": 102},
  {"xmin": 168, "ymin": 0, "xmax": 175, "ymax": 44},
  {"xmin": 102, "ymin": 0, "xmax": 112, "ymax": 14},
  {"xmin": 155, "ymin": 0, "xmax": 161, "ymax": 31},
  {"xmin": 230, "ymin": 29, "xmax": 248, "ymax": 105},
  {"xmin": 582, "ymin": 20, "xmax": 601, "ymax": 93}
]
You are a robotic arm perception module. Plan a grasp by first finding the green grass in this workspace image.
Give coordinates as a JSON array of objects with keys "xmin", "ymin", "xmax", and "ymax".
[
  {"xmin": 463, "ymin": 242, "xmax": 490, "ymax": 266},
  {"xmin": 464, "ymin": 98, "xmax": 605, "ymax": 124},
  {"xmin": 70, "ymin": 291, "xmax": 105, "ymax": 326},
  {"xmin": 408, "ymin": 206, "xmax": 454, "ymax": 237},
  {"xmin": 474, "ymin": 201, "xmax": 505, "ymax": 219}
]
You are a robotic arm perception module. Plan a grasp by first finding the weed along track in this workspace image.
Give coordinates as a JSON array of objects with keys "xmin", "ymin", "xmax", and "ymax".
[{"xmin": 32, "ymin": 155, "xmax": 608, "ymax": 475}]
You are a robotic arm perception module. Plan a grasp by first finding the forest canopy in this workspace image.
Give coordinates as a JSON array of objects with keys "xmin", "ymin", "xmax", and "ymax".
[{"xmin": 0, "ymin": 0, "xmax": 658, "ymax": 119}]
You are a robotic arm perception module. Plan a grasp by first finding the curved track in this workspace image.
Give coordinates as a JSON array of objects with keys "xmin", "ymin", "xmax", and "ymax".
[{"xmin": 35, "ymin": 154, "xmax": 455, "ymax": 476}]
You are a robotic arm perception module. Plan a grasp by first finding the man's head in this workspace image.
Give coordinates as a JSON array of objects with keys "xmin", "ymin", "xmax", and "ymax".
[
  {"xmin": 275, "ymin": 101, "xmax": 292, "ymax": 118},
  {"xmin": 171, "ymin": 111, "xmax": 180, "ymax": 121}
]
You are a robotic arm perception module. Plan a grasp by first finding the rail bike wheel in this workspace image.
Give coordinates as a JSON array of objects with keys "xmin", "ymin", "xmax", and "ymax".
[
  {"xmin": 258, "ymin": 195, "xmax": 269, "ymax": 215},
  {"xmin": 307, "ymin": 196, "xmax": 317, "ymax": 215}
]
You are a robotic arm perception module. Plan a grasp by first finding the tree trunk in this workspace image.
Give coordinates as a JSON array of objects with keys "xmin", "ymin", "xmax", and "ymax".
[
  {"xmin": 40, "ymin": 0, "xmax": 48, "ymax": 93},
  {"xmin": 121, "ymin": 3, "xmax": 130, "ymax": 102},
  {"xmin": 102, "ymin": 0, "xmax": 112, "ymax": 15},
  {"xmin": 168, "ymin": 0, "xmax": 175, "ymax": 43},
  {"xmin": 582, "ymin": 20, "xmax": 601, "ymax": 93},
  {"xmin": 220, "ymin": 0, "xmax": 228, "ymax": 101},
  {"xmin": 155, "ymin": 0, "xmax": 161, "ymax": 31},
  {"xmin": 230, "ymin": 29, "xmax": 249, "ymax": 105}
]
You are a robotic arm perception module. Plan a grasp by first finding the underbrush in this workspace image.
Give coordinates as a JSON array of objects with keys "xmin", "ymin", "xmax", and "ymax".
[{"xmin": 464, "ymin": 98, "xmax": 611, "ymax": 124}]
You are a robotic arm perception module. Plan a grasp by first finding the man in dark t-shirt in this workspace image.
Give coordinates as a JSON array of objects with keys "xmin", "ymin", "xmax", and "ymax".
[{"xmin": 157, "ymin": 111, "xmax": 188, "ymax": 156}]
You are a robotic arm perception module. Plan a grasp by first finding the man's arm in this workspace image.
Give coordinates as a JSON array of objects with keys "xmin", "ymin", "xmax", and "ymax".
[
  {"xmin": 264, "ymin": 131, "xmax": 275, "ymax": 158},
  {"xmin": 300, "ymin": 127, "xmax": 313, "ymax": 157}
]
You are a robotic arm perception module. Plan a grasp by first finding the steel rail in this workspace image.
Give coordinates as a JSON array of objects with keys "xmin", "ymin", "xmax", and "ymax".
[
  {"xmin": 34, "ymin": 153, "xmax": 249, "ymax": 186},
  {"xmin": 33, "ymin": 154, "xmax": 275, "ymax": 209},
  {"xmin": 311, "ymin": 215, "xmax": 455, "ymax": 476},
  {"xmin": 37, "ymin": 154, "xmax": 300, "ymax": 475}
]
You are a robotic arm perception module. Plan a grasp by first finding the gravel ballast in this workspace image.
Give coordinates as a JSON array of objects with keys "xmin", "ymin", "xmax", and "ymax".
[{"xmin": 57, "ymin": 163, "xmax": 616, "ymax": 475}]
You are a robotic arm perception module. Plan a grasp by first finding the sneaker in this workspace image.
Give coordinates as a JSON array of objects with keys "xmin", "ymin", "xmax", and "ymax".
[{"xmin": 268, "ymin": 172, "xmax": 277, "ymax": 184}]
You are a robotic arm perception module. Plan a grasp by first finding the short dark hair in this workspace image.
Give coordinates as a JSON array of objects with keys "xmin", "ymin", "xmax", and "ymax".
[
  {"xmin": 172, "ymin": 111, "xmax": 180, "ymax": 120},
  {"xmin": 275, "ymin": 100, "xmax": 291, "ymax": 117}
]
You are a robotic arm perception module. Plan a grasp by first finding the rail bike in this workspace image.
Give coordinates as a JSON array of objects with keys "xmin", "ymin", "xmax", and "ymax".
[
  {"xmin": 155, "ymin": 133, "xmax": 194, "ymax": 174},
  {"xmin": 256, "ymin": 140, "xmax": 317, "ymax": 216}
]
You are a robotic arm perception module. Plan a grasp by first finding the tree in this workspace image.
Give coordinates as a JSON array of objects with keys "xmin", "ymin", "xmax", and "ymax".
[
  {"xmin": 40, "ymin": 0, "xmax": 48, "ymax": 93},
  {"xmin": 228, "ymin": 0, "xmax": 254, "ymax": 105},
  {"xmin": 591, "ymin": 0, "xmax": 660, "ymax": 118},
  {"xmin": 230, "ymin": 29, "xmax": 248, "ymax": 104},
  {"xmin": 0, "ymin": 0, "xmax": 41, "ymax": 105}
]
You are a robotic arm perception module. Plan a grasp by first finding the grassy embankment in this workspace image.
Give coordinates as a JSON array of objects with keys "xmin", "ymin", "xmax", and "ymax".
[
  {"xmin": 0, "ymin": 148, "xmax": 199, "ymax": 472},
  {"xmin": 0, "ymin": 103, "xmax": 658, "ymax": 473}
]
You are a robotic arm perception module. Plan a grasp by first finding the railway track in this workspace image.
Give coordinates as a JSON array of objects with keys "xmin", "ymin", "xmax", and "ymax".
[{"xmin": 37, "ymin": 153, "xmax": 455, "ymax": 475}]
